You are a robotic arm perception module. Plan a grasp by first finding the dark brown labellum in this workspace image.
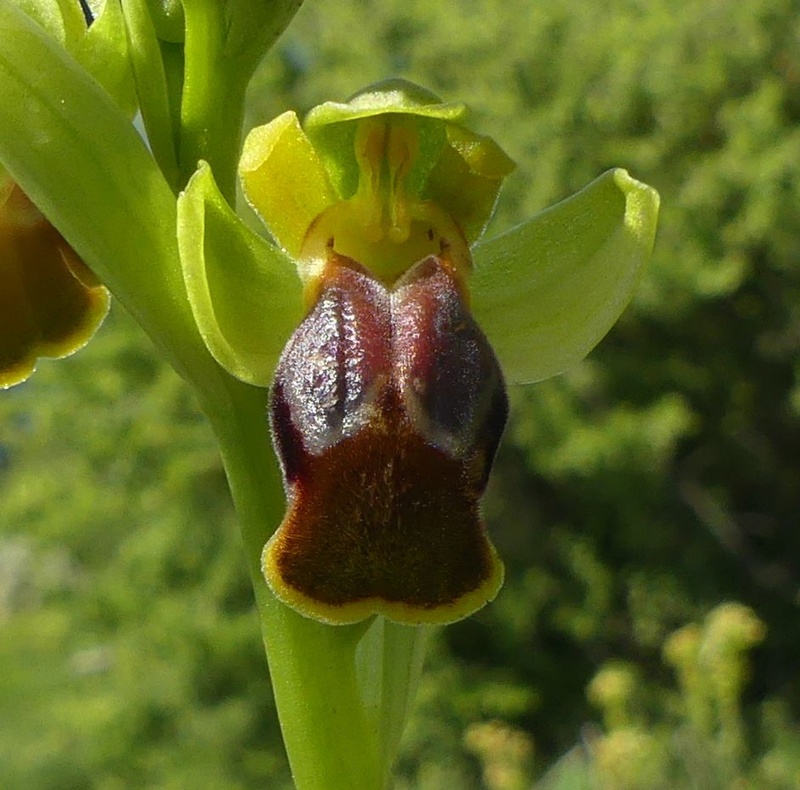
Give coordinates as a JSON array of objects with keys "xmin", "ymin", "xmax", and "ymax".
[{"xmin": 264, "ymin": 251, "xmax": 507, "ymax": 624}]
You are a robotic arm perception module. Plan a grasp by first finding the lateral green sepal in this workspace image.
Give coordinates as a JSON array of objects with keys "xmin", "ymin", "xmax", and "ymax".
[
  {"xmin": 471, "ymin": 168, "xmax": 660, "ymax": 384},
  {"xmin": 177, "ymin": 162, "xmax": 304, "ymax": 387}
]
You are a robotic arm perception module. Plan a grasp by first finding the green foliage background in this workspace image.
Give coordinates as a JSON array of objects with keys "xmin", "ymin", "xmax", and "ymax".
[{"xmin": 2, "ymin": 0, "xmax": 800, "ymax": 787}]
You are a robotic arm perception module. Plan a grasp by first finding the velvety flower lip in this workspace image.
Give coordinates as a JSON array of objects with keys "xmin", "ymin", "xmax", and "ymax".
[
  {"xmin": 0, "ymin": 172, "xmax": 110, "ymax": 388},
  {"xmin": 264, "ymin": 249, "xmax": 507, "ymax": 625}
]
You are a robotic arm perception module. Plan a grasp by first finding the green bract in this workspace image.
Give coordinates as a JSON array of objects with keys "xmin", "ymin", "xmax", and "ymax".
[{"xmin": 181, "ymin": 80, "xmax": 658, "ymax": 391}]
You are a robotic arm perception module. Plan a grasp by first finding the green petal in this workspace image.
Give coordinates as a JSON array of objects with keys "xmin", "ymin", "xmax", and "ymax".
[
  {"xmin": 177, "ymin": 162, "xmax": 304, "ymax": 387},
  {"xmin": 240, "ymin": 112, "xmax": 338, "ymax": 258},
  {"xmin": 471, "ymin": 169, "xmax": 659, "ymax": 384}
]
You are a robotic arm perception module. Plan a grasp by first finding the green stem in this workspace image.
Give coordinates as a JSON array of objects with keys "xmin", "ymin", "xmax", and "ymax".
[{"xmin": 204, "ymin": 380, "xmax": 395, "ymax": 790}]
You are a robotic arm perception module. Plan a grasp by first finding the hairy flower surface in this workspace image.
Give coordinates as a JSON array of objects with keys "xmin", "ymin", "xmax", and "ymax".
[{"xmin": 266, "ymin": 251, "xmax": 507, "ymax": 623}]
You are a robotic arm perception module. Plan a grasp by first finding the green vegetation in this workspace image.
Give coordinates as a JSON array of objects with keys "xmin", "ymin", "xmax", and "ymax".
[{"xmin": 2, "ymin": 0, "xmax": 799, "ymax": 786}]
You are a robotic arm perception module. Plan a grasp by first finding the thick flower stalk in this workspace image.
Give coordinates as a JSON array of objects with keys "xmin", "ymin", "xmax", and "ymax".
[{"xmin": 0, "ymin": 2, "xmax": 659, "ymax": 788}]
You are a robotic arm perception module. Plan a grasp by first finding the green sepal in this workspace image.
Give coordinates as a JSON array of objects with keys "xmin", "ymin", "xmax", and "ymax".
[
  {"xmin": 304, "ymin": 79, "xmax": 465, "ymax": 202},
  {"xmin": 305, "ymin": 78, "xmax": 467, "ymax": 126},
  {"xmin": 471, "ymin": 168, "xmax": 660, "ymax": 384},
  {"xmin": 177, "ymin": 162, "xmax": 304, "ymax": 387}
]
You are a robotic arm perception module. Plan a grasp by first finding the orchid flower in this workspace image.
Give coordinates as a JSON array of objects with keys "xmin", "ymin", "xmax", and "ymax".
[{"xmin": 0, "ymin": 2, "xmax": 658, "ymax": 788}]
